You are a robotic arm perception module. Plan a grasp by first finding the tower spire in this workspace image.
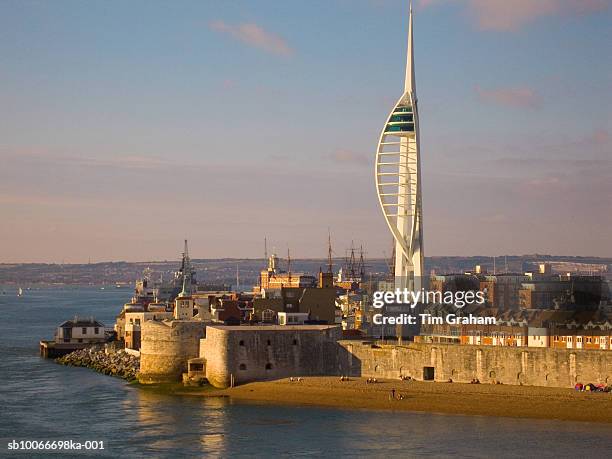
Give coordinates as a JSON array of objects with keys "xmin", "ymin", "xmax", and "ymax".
[
  {"xmin": 404, "ymin": 0, "xmax": 416, "ymax": 95},
  {"xmin": 179, "ymin": 239, "xmax": 192, "ymax": 297},
  {"xmin": 327, "ymin": 230, "xmax": 333, "ymax": 274}
]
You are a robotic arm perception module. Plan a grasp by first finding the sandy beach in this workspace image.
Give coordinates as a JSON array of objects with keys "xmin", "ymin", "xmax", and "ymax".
[{"xmin": 188, "ymin": 377, "xmax": 612, "ymax": 423}]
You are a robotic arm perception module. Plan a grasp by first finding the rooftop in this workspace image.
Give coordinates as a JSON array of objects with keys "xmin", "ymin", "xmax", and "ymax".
[{"xmin": 207, "ymin": 324, "xmax": 339, "ymax": 331}]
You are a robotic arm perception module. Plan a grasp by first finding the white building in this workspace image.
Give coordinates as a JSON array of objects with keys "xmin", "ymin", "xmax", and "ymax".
[
  {"xmin": 56, "ymin": 317, "xmax": 106, "ymax": 344},
  {"xmin": 277, "ymin": 312, "xmax": 309, "ymax": 325}
]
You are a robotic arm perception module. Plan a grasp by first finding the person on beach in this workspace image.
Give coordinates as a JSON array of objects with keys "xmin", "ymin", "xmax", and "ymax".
[{"xmin": 389, "ymin": 388, "xmax": 396, "ymax": 400}]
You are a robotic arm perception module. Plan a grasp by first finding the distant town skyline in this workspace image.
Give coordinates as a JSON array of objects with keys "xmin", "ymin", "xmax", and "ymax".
[{"xmin": 1, "ymin": 0, "xmax": 610, "ymax": 263}]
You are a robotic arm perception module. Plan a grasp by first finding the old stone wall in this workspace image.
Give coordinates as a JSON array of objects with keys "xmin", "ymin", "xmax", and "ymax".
[
  {"xmin": 338, "ymin": 341, "xmax": 611, "ymax": 387},
  {"xmin": 201, "ymin": 326, "xmax": 344, "ymax": 388},
  {"xmin": 138, "ymin": 320, "xmax": 207, "ymax": 384},
  {"xmin": 140, "ymin": 322, "xmax": 611, "ymax": 388}
]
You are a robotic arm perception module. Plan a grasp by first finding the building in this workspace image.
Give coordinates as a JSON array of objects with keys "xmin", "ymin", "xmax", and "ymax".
[
  {"xmin": 479, "ymin": 274, "xmax": 528, "ymax": 310},
  {"xmin": 519, "ymin": 275, "xmax": 606, "ymax": 310},
  {"xmin": 375, "ymin": 3, "xmax": 424, "ymax": 292},
  {"xmin": 55, "ymin": 317, "xmax": 106, "ymax": 344},
  {"xmin": 174, "ymin": 289, "xmax": 194, "ymax": 320},
  {"xmin": 415, "ymin": 307, "xmax": 612, "ymax": 351},
  {"xmin": 430, "ymin": 274, "xmax": 480, "ymax": 296},
  {"xmin": 124, "ymin": 307, "xmax": 173, "ymax": 350},
  {"xmin": 251, "ymin": 286, "xmax": 338, "ymax": 324},
  {"xmin": 40, "ymin": 316, "xmax": 108, "ymax": 358},
  {"xmin": 255, "ymin": 253, "xmax": 317, "ymax": 294},
  {"xmin": 278, "ymin": 312, "xmax": 309, "ymax": 325}
]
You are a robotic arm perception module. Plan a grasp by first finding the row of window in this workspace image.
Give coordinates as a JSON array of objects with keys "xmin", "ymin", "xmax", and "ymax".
[
  {"xmin": 389, "ymin": 114, "xmax": 414, "ymax": 123},
  {"xmin": 385, "ymin": 125, "xmax": 414, "ymax": 133},
  {"xmin": 553, "ymin": 336, "xmax": 612, "ymax": 344}
]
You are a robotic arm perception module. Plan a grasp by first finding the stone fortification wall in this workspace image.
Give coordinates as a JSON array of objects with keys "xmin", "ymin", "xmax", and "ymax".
[
  {"xmin": 201, "ymin": 326, "xmax": 343, "ymax": 388},
  {"xmin": 338, "ymin": 341, "xmax": 611, "ymax": 387},
  {"xmin": 141, "ymin": 322, "xmax": 611, "ymax": 388},
  {"xmin": 138, "ymin": 320, "xmax": 207, "ymax": 384}
]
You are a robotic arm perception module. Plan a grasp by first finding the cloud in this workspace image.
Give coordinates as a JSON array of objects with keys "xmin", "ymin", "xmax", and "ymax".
[
  {"xmin": 328, "ymin": 149, "xmax": 369, "ymax": 166},
  {"xmin": 418, "ymin": 0, "xmax": 609, "ymax": 31},
  {"xmin": 209, "ymin": 20, "xmax": 294, "ymax": 56},
  {"xmin": 4, "ymin": 150, "xmax": 174, "ymax": 171},
  {"xmin": 586, "ymin": 128, "xmax": 610, "ymax": 146},
  {"xmin": 467, "ymin": 0, "xmax": 559, "ymax": 31},
  {"xmin": 475, "ymin": 85, "xmax": 541, "ymax": 109}
]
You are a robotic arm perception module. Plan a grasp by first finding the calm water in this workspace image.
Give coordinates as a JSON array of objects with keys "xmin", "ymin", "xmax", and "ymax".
[{"xmin": 0, "ymin": 286, "xmax": 610, "ymax": 458}]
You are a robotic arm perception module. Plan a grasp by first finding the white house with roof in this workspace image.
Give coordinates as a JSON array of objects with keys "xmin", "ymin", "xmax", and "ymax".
[{"xmin": 55, "ymin": 317, "xmax": 106, "ymax": 344}]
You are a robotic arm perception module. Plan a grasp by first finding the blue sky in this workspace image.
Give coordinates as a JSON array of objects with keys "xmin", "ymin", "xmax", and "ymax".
[{"xmin": 1, "ymin": 0, "xmax": 610, "ymax": 262}]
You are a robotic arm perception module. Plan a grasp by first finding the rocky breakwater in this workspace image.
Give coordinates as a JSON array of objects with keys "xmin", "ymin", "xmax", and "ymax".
[{"xmin": 56, "ymin": 346, "xmax": 140, "ymax": 381}]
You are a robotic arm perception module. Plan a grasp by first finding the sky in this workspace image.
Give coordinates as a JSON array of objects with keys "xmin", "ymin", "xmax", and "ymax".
[{"xmin": 0, "ymin": 0, "xmax": 611, "ymax": 263}]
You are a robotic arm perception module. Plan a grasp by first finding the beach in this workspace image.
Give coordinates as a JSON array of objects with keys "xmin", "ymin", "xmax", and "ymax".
[{"xmin": 192, "ymin": 377, "xmax": 612, "ymax": 423}]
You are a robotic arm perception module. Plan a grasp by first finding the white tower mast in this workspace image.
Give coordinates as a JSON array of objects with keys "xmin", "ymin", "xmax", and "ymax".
[{"xmin": 375, "ymin": 1, "xmax": 424, "ymax": 292}]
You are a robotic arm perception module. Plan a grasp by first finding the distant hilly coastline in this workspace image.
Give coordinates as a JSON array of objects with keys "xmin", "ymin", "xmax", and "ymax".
[{"xmin": 0, "ymin": 255, "xmax": 610, "ymax": 286}]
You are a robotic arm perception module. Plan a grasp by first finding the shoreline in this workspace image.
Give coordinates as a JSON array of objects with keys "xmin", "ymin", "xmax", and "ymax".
[{"xmin": 182, "ymin": 377, "xmax": 612, "ymax": 423}]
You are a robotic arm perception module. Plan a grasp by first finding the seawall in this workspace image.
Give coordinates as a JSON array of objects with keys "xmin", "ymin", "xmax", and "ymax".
[{"xmin": 338, "ymin": 341, "xmax": 611, "ymax": 387}]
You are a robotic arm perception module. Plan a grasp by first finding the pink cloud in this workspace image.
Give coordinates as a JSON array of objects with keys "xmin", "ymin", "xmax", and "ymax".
[
  {"xmin": 418, "ymin": 0, "xmax": 609, "ymax": 31},
  {"xmin": 329, "ymin": 149, "xmax": 369, "ymax": 166},
  {"xmin": 586, "ymin": 128, "xmax": 610, "ymax": 146},
  {"xmin": 209, "ymin": 20, "xmax": 294, "ymax": 56},
  {"xmin": 475, "ymin": 85, "xmax": 541, "ymax": 109},
  {"xmin": 468, "ymin": 0, "xmax": 558, "ymax": 31}
]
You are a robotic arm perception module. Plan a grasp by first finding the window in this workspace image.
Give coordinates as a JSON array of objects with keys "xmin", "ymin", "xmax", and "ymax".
[
  {"xmin": 262, "ymin": 309, "xmax": 275, "ymax": 322},
  {"xmin": 82, "ymin": 328, "xmax": 87, "ymax": 334},
  {"xmin": 94, "ymin": 327, "xmax": 99, "ymax": 334},
  {"xmin": 265, "ymin": 363, "xmax": 273, "ymax": 370},
  {"xmin": 78, "ymin": 339, "xmax": 83, "ymax": 343},
  {"xmin": 239, "ymin": 340, "xmax": 245, "ymax": 346},
  {"xmin": 239, "ymin": 364, "xmax": 247, "ymax": 370}
]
